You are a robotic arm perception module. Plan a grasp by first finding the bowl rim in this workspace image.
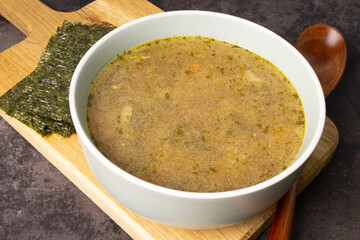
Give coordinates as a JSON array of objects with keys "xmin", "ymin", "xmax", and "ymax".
[{"xmin": 70, "ymin": 10, "xmax": 326, "ymax": 200}]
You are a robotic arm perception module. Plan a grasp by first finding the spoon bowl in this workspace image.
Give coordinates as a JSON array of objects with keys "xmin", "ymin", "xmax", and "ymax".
[{"xmin": 295, "ymin": 24, "xmax": 347, "ymax": 97}]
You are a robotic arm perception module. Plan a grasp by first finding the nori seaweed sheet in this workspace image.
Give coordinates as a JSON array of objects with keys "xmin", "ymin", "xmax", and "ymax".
[{"xmin": 0, "ymin": 21, "xmax": 116, "ymax": 136}]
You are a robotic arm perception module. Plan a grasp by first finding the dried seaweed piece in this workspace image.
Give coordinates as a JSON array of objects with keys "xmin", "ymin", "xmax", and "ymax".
[{"xmin": 0, "ymin": 21, "xmax": 116, "ymax": 136}]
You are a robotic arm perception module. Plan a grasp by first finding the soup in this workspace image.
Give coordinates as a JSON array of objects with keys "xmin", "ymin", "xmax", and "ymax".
[{"xmin": 87, "ymin": 36, "xmax": 305, "ymax": 192}]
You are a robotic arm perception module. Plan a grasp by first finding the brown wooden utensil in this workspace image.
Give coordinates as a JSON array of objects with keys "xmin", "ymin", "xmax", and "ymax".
[{"xmin": 268, "ymin": 24, "xmax": 347, "ymax": 240}]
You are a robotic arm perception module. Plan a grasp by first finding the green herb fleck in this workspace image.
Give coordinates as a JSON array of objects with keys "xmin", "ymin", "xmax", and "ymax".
[
  {"xmin": 262, "ymin": 125, "xmax": 270, "ymax": 133},
  {"xmin": 296, "ymin": 120, "xmax": 305, "ymax": 125},
  {"xmin": 176, "ymin": 126, "xmax": 184, "ymax": 135},
  {"xmin": 209, "ymin": 167, "xmax": 217, "ymax": 173}
]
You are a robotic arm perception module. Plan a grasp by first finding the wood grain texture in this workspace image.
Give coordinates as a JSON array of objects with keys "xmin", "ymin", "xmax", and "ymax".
[{"xmin": 0, "ymin": 1, "xmax": 339, "ymax": 239}]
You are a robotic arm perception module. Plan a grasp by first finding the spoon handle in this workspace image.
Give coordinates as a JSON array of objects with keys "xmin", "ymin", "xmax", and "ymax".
[{"xmin": 268, "ymin": 179, "xmax": 299, "ymax": 240}]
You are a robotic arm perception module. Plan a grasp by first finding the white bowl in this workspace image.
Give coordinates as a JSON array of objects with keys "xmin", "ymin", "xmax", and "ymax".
[{"xmin": 70, "ymin": 10, "xmax": 325, "ymax": 229}]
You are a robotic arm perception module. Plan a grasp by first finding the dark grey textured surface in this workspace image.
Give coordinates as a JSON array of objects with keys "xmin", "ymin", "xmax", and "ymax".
[{"xmin": 1, "ymin": 0, "xmax": 359, "ymax": 239}]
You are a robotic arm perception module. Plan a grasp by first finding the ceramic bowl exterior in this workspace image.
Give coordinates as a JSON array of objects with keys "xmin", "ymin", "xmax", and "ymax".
[{"xmin": 70, "ymin": 11, "xmax": 325, "ymax": 229}]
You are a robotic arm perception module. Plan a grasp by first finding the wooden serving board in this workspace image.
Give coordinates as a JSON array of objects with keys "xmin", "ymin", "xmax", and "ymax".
[{"xmin": 0, "ymin": 1, "xmax": 339, "ymax": 239}]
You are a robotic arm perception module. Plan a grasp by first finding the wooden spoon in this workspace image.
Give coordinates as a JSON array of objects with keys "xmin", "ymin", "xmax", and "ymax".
[{"xmin": 268, "ymin": 24, "xmax": 347, "ymax": 240}]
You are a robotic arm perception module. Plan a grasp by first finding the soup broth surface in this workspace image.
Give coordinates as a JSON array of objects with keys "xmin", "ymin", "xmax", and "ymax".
[{"xmin": 87, "ymin": 36, "xmax": 305, "ymax": 192}]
